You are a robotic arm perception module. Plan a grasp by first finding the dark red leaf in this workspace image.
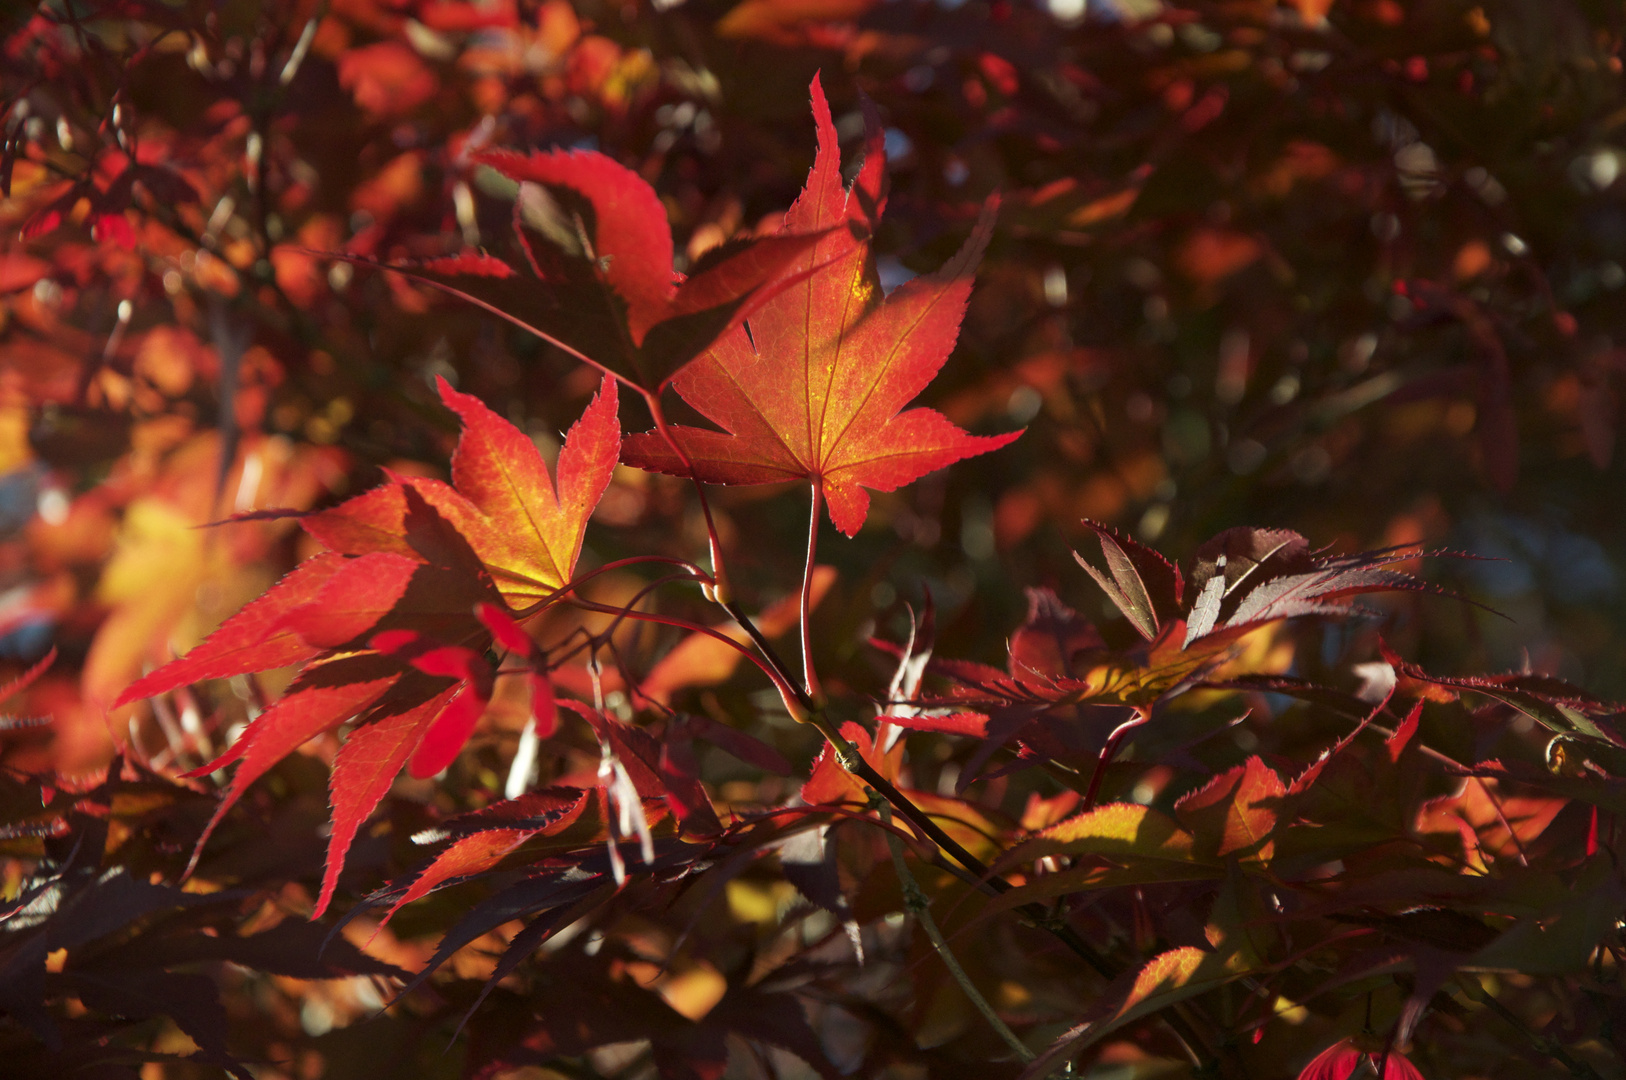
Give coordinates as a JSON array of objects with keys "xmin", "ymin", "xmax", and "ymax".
[
  {"xmin": 1075, "ymin": 520, "xmax": 1183, "ymax": 640},
  {"xmin": 1296, "ymin": 1041, "xmax": 1365, "ymax": 1080},
  {"xmin": 1009, "ymin": 587, "xmax": 1104, "ymax": 679},
  {"xmin": 679, "ymin": 713, "xmax": 792, "ymax": 776}
]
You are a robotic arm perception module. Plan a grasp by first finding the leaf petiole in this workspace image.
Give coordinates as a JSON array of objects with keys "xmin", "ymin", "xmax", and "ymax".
[
  {"xmin": 564, "ymin": 596, "xmax": 808, "ymax": 719},
  {"xmin": 640, "ymin": 385, "xmax": 733, "ymax": 604},
  {"xmin": 1080, "ymin": 705, "xmax": 1153, "ymax": 813},
  {"xmin": 801, "ymin": 482, "xmax": 825, "ymax": 704}
]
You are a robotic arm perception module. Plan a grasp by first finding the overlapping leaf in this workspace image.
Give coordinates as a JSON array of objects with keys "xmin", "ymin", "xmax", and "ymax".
[
  {"xmin": 1018, "ymin": 945, "xmax": 1256, "ymax": 1080},
  {"xmin": 620, "ymin": 75, "xmax": 1021, "ymax": 536},
  {"xmin": 0, "ymin": 771, "xmax": 401, "ymax": 1077},
  {"xmin": 299, "ymin": 376, "xmax": 621, "ymax": 609},
  {"xmin": 1178, "ymin": 528, "xmax": 1468, "ymax": 647},
  {"xmin": 117, "ymin": 377, "xmax": 620, "ymax": 915},
  {"xmin": 330, "ymin": 152, "xmax": 839, "ymax": 391},
  {"xmin": 375, "ymin": 787, "xmax": 591, "ymax": 927},
  {"xmin": 985, "ymin": 803, "xmax": 1220, "ymax": 914},
  {"xmin": 934, "ymin": 525, "xmax": 1468, "ymax": 716},
  {"xmin": 1382, "ymin": 640, "xmax": 1626, "ymax": 752},
  {"xmin": 1172, "ymin": 756, "xmax": 1286, "ymax": 861}
]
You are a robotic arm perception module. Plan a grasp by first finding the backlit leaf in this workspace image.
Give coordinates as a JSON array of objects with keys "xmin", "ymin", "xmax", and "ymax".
[
  {"xmin": 1019, "ymin": 946, "xmax": 1251, "ymax": 1079},
  {"xmin": 185, "ymin": 662, "xmax": 402, "ymax": 875},
  {"xmin": 319, "ymin": 681, "xmax": 460, "ymax": 916},
  {"xmin": 378, "ymin": 788, "xmax": 589, "ymax": 925},
  {"xmin": 431, "ymin": 374, "xmax": 619, "ymax": 607},
  {"xmin": 1174, "ymin": 756, "xmax": 1286, "ymax": 860},
  {"xmin": 1026, "ymin": 802, "xmax": 1197, "ymax": 862},
  {"xmin": 113, "ymin": 553, "xmax": 346, "ymax": 706},
  {"xmin": 1075, "ymin": 520, "xmax": 1182, "ymax": 640},
  {"xmin": 124, "ymin": 378, "xmax": 619, "ymax": 909},
  {"xmin": 620, "ymin": 75, "xmax": 1021, "ymax": 536}
]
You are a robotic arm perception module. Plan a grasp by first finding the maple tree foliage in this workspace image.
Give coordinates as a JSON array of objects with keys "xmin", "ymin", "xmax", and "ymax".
[
  {"xmin": 620, "ymin": 75, "xmax": 1020, "ymax": 537},
  {"xmin": 330, "ymin": 146, "xmax": 840, "ymax": 394},
  {"xmin": 1, "ymin": 1, "xmax": 1625, "ymax": 1079},
  {"xmin": 115, "ymin": 372, "xmax": 619, "ymax": 917}
]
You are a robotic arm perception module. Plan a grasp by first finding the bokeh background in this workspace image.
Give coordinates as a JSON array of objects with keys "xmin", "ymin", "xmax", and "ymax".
[{"xmin": 1, "ymin": 1, "xmax": 1623, "ymax": 1077}]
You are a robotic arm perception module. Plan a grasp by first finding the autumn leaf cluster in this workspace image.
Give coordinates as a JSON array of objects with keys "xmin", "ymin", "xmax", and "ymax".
[{"xmin": 1, "ymin": 2, "xmax": 1625, "ymax": 1079}]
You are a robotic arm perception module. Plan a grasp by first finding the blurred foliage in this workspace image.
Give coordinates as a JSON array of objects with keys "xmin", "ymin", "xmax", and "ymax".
[{"xmin": 1, "ymin": 0, "xmax": 1624, "ymax": 1077}]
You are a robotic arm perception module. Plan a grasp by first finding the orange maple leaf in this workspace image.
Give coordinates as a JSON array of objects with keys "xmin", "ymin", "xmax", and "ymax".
[
  {"xmin": 117, "ymin": 376, "xmax": 620, "ymax": 916},
  {"xmin": 620, "ymin": 74, "xmax": 1020, "ymax": 536}
]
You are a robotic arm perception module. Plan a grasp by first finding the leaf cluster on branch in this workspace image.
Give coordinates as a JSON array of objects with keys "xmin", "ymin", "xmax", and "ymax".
[{"xmin": 2, "ymin": 1, "xmax": 1624, "ymax": 1078}]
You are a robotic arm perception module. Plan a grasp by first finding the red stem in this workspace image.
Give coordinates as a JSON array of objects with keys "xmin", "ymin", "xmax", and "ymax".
[
  {"xmin": 801, "ymin": 482, "xmax": 824, "ymax": 703},
  {"xmin": 573, "ymin": 572, "xmax": 696, "ymax": 643},
  {"xmin": 1080, "ymin": 706, "xmax": 1151, "ymax": 813},
  {"xmin": 589, "ymin": 554, "xmax": 710, "ymax": 580},
  {"xmin": 337, "ymin": 253, "xmax": 640, "ymax": 394},
  {"xmin": 565, "ymin": 597, "xmax": 805, "ymax": 717},
  {"xmin": 639, "ymin": 386, "xmax": 732, "ymax": 603}
]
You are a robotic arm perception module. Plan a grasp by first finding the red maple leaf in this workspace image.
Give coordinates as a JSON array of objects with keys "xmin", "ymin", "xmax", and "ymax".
[
  {"xmin": 375, "ymin": 787, "xmax": 590, "ymax": 928},
  {"xmin": 370, "ymin": 629, "xmax": 497, "ymax": 779},
  {"xmin": 326, "ymin": 154, "xmax": 838, "ymax": 392},
  {"xmin": 619, "ymin": 74, "xmax": 1021, "ymax": 536},
  {"xmin": 1298, "ymin": 1039, "xmax": 1426, "ymax": 1080},
  {"xmin": 117, "ymin": 376, "xmax": 620, "ymax": 916}
]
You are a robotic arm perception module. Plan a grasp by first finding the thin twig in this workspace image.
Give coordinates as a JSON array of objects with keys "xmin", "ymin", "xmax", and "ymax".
[
  {"xmin": 879, "ymin": 801, "xmax": 1035, "ymax": 1063},
  {"xmin": 1461, "ymin": 976, "xmax": 1604, "ymax": 1079},
  {"xmin": 643, "ymin": 361, "xmax": 1219, "ymax": 1073},
  {"xmin": 563, "ymin": 597, "xmax": 804, "ymax": 712}
]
